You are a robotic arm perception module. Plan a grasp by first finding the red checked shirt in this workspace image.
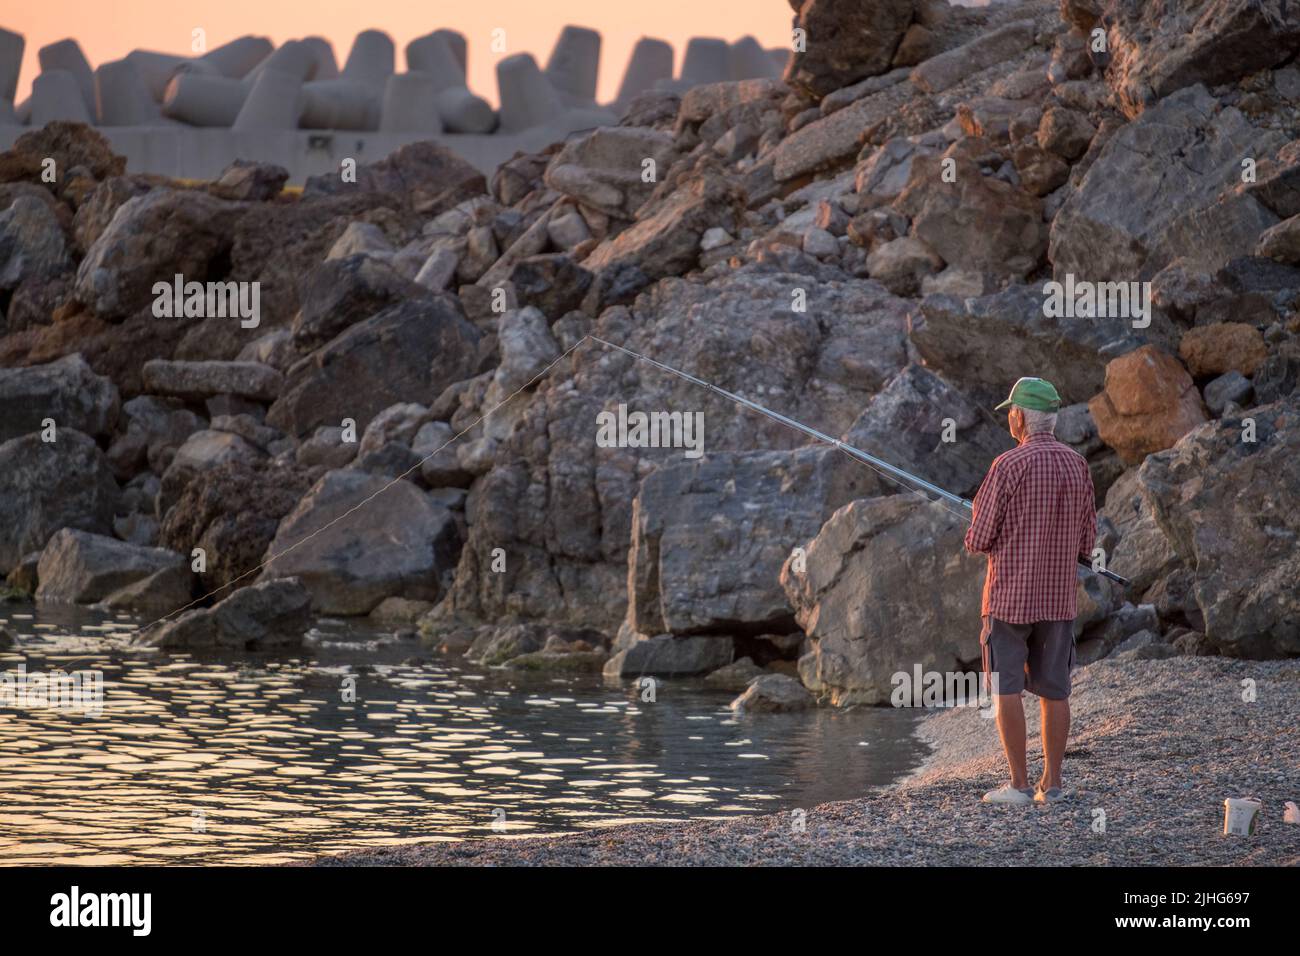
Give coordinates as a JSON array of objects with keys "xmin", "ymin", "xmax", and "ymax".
[{"xmin": 964, "ymin": 432, "xmax": 1097, "ymax": 624}]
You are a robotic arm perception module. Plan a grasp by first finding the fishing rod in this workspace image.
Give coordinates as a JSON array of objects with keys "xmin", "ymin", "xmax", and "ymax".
[{"xmin": 588, "ymin": 335, "xmax": 1131, "ymax": 589}]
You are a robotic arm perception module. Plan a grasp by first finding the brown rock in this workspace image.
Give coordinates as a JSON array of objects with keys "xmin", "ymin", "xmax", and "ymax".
[
  {"xmin": 1255, "ymin": 213, "xmax": 1300, "ymax": 264},
  {"xmin": 896, "ymin": 150, "xmax": 1047, "ymax": 279},
  {"xmin": 1178, "ymin": 323, "xmax": 1268, "ymax": 377},
  {"xmin": 784, "ymin": 0, "xmax": 917, "ymax": 99},
  {"xmin": 1037, "ymin": 106, "xmax": 1096, "ymax": 160},
  {"xmin": 1089, "ymin": 345, "xmax": 1208, "ymax": 463},
  {"xmin": 0, "ymin": 122, "xmax": 125, "ymax": 186}
]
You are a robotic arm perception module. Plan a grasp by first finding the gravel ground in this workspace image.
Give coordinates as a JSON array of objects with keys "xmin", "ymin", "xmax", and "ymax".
[{"xmin": 314, "ymin": 657, "xmax": 1300, "ymax": 866}]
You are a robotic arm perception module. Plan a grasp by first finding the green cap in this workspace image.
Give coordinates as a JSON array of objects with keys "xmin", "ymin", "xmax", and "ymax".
[{"xmin": 995, "ymin": 377, "xmax": 1061, "ymax": 412}]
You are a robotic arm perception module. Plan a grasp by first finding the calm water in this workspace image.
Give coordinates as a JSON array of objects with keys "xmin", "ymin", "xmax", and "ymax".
[{"xmin": 0, "ymin": 603, "xmax": 924, "ymax": 865}]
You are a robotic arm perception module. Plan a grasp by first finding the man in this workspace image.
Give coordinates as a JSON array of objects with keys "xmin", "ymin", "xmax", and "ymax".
[{"xmin": 964, "ymin": 377, "xmax": 1097, "ymax": 805}]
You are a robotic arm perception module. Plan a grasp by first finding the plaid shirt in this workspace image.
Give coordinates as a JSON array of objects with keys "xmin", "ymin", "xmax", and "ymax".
[{"xmin": 964, "ymin": 433, "xmax": 1097, "ymax": 623}]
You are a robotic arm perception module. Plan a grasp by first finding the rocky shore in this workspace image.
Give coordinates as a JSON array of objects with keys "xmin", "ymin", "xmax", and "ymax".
[
  {"xmin": 314, "ymin": 656, "xmax": 1300, "ymax": 866},
  {"xmin": 2, "ymin": 0, "xmax": 1299, "ymax": 705}
]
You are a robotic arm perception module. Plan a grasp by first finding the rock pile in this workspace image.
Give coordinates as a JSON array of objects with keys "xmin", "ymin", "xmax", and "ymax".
[{"xmin": 2, "ymin": 0, "xmax": 1297, "ymax": 687}]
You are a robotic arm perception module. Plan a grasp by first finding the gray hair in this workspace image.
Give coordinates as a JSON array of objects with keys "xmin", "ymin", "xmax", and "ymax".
[{"xmin": 1022, "ymin": 407, "xmax": 1058, "ymax": 434}]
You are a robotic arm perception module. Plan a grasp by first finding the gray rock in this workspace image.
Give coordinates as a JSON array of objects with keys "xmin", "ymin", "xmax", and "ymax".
[
  {"xmin": 35, "ymin": 529, "xmax": 190, "ymax": 612},
  {"xmin": 896, "ymin": 148, "xmax": 1046, "ymax": 280},
  {"xmin": 603, "ymin": 634, "xmax": 734, "ymax": 678},
  {"xmin": 1093, "ymin": 0, "xmax": 1300, "ymax": 117},
  {"xmin": 909, "ymin": 20, "xmax": 1036, "ymax": 94},
  {"xmin": 142, "ymin": 359, "xmax": 283, "ymax": 403},
  {"xmin": 268, "ymin": 297, "xmax": 481, "ymax": 439},
  {"xmin": 296, "ymin": 425, "xmax": 357, "ymax": 469},
  {"xmin": 0, "ymin": 430, "xmax": 118, "ymax": 575},
  {"xmin": 841, "ymin": 364, "xmax": 1015, "ymax": 500},
  {"xmin": 1203, "ymin": 371, "xmax": 1254, "ymax": 416},
  {"xmin": 911, "ymin": 285, "xmax": 1146, "ymax": 408},
  {"xmin": 0, "ymin": 195, "xmax": 69, "ymax": 289},
  {"xmin": 260, "ymin": 469, "xmax": 460, "ymax": 614},
  {"xmin": 1137, "ymin": 395, "xmax": 1300, "ymax": 657},
  {"xmin": 730, "ymin": 673, "xmax": 814, "ymax": 712},
  {"xmin": 703, "ymin": 656, "xmax": 765, "ymax": 691},
  {"xmin": 629, "ymin": 447, "xmax": 880, "ymax": 636},
  {"xmin": 544, "ymin": 126, "xmax": 678, "ymax": 219},
  {"xmin": 293, "ymin": 254, "xmax": 426, "ymax": 350},
  {"xmin": 106, "ymin": 396, "xmax": 206, "ymax": 479},
  {"xmin": 137, "ymin": 577, "xmax": 312, "ymax": 650},
  {"xmin": 1049, "ymin": 86, "xmax": 1285, "ymax": 282},
  {"xmin": 411, "ymin": 420, "xmax": 471, "ymax": 487},
  {"xmin": 74, "ymin": 188, "xmax": 245, "ymax": 320},
  {"xmin": 0, "ymin": 354, "xmax": 120, "ymax": 444},
  {"xmin": 583, "ymin": 173, "xmax": 742, "ymax": 293},
  {"xmin": 432, "ymin": 264, "xmax": 912, "ymax": 632},
  {"xmin": 783, "ymin": 497, "xmax": 985, "ymax": 706}
]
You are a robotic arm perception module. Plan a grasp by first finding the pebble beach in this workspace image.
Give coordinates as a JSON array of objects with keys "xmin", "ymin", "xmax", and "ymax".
[{"xmin": 316, "ymin": 657, "xmax": 1300, "ymax": 866}]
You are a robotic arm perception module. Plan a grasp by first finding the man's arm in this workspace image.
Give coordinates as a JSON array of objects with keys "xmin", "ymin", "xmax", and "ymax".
[
  {"xmin": 964, "ymin": 463, "xmax": 1005, "ymax": 555},
  {"xmin": 1077, "ymin": 465, "xmax": 1098, "ymax": 562}
]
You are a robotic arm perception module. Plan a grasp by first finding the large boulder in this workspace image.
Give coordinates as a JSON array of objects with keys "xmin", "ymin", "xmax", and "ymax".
[
  {"xmin": 0, "ymin": 194, "xmax": 70, "ymax": 289},
  {"xmin": 1089, "ymin": 345, "xmax": 1209, "ymax": 464},
  {"xmin": 136, "ymin": 577, "xmax": 312, "ymax": 650},
  {"xmin": 1090, "ymin": 0, "xmax": 1300, "ymax": 117},
  {"xmin": 0, "ymin": 353, "xmax": 119, "ymax": 443},
  {"xmin": 1050, "ymin": 86, "xmax": 1285, "ymax": 282},
  {"xmin": 896, "ymin": 149, "xmax": 1046, "ymax": 279},
  {"xmin": 627, "ymin": 446, "xmax": 879, "ymax": 637},
  {"xmin": 267, "ymin": 296, "xmax": 481, "ymax": 438},
  {"xmin": 432, "ymin": 264, "xmax": 913, "ymax": 631},
  {"xmin": 0, "ymin": 430, "xmax": 118, "ymax": 574},
  {"xmin": 160, "ymin": 459, "xmax": 314, "ymax": 594},
  {"xmin": 292, "ymin": 253, "xmax": 425, "ymax": 350},
  {"xmin": 784, "ymin": 0, "xmax": 917, "ymax": 98},
  {"xmin": 782, "ymin": 496, "xmax": 984, "ymax": 706},
  {"xmin": 581, "ymin": 172, "xmax": 742, "ymax": 293},
  {"xmin": 544, "ymin": 126, "xmax": 678, "ymax": 219},
  {"xmin": 74, "ymin": 188, "xmax": 246, "ymax": 320},
  {"xmin": 769, "ymin": 79, "xmax": 914, "ymax": 182},
  {"xmin": 260, "ymin": 469, "xmax": 461, "ymax": 614},
  {"xmin": 35, "ymin": 529, "xmax": 190, "ymax": 612},
  {"xmin": 908, "ymin": 19, "xmax": 1036, "ymax": 94},
  {"xmin": 910, "ymin": 285, "xmax": 1147, "ymax": 408},
  {"xmin": 1137, "ymin": 395, "xmax": 1300, "ymax": 657},
  {"xmin": 840, "ymin": 364, "xmax": 1014, "ymax": 500}
]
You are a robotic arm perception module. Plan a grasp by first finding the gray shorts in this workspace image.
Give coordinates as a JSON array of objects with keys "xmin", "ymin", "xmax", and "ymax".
[{"xmin": 979, "ymin": 616, "xmax": 1076, "ymax": 700}]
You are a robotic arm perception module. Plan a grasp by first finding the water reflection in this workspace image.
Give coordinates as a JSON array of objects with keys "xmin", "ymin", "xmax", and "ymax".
[{"xmin": 0, "ymin": 605, "xmax": 924, "ymax": 865}]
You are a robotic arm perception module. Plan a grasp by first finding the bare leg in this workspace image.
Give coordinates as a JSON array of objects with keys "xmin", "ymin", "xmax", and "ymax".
[
  {"xmin": 1038, "ymin": 697, "xmax": 1070, "ymax": 791},
  {"xmin": 993, "ymin": 694, "xmax": 1029, "ymax": 789}
]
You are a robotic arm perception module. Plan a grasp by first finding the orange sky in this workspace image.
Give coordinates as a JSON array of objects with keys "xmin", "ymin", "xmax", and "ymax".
[{"xmin": 6, "ymin": 0, "xmax": 794, "ymax": 106}]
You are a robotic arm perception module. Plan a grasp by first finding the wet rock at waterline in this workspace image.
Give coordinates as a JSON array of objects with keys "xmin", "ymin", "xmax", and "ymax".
[
  {"xmin": 0, "ymin": 430, "xmax": 118, "ymax": 575},
  {"xmin": 35, "ymin": 528, "xmax": 191, "ymax": 612},
  {"xmin": 781, "ymin": 496, "xmax": 985, "ymax": 706},
  {"xmin": 260, "ymin": 469, "xmax": 461, "ymax": 615},
  {"xmin": 135, "ymin": 577, "xmax": 313, "ymax": 650},
  {"xmin": 627, "ymin": 446, "xmax": 881, "ymax": 637}
]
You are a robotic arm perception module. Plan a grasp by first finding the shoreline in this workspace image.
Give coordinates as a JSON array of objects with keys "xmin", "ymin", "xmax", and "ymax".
[{"xmin": 313, "ymin": 657, "xmax": 1300, "ymax": 866}]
